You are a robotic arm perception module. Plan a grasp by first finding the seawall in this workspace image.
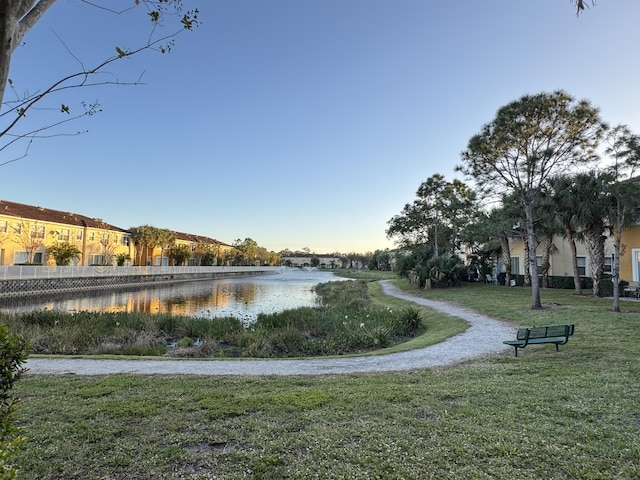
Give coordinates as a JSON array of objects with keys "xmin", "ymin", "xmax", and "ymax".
[{"xmin": 0, "ymin": 266, "xmax": 279, "ymax": 299}]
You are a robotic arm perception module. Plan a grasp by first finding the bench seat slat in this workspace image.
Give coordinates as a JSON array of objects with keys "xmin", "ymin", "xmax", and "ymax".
[{"xmin": 525, "ymin": 336, "xmax": 568, "ymax": 345}]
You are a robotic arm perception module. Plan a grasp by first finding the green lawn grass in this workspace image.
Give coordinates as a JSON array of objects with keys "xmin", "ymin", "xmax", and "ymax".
[{"xmin": 12, "ymin": 281, "xmax": 640, "ymax": 479}]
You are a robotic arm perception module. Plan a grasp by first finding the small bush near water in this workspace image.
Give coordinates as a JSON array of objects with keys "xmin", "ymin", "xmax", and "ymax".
[{"xmin": 0, "ymin": 280, "xmax": 422, "ymax": 358}]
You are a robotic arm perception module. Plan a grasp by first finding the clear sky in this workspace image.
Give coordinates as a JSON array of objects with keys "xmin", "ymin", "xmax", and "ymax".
[{"xmin": 3, "ymin": 1, "xmax": 640, "ymax": 254}]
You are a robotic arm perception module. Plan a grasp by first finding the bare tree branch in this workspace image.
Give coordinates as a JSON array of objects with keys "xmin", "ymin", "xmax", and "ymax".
[{"xmin": 0, "ymin": 4, "xmax": 197, "ymax": 164}]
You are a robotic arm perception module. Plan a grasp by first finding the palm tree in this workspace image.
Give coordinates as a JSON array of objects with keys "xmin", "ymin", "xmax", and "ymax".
[
  {"xmin": 170, "ymin": 244, "xmax": 192, "ymax": 266},
  {"xmin": 564, "ymin": 173, "xmax": 613, "ymax": 297},
  {"xmin": 534, "ymin": 191, "xmax": 564, "ymax": 288},
  {"xmin": 129, "ymin": 225, "xmax": 153, "ymax": 266},
  {"xmin": 573, "ymin": 0, "xmax": 593, "ymax": 14},
  {"xmin": 46, "ymin": 241, "xmax": 81, "ymax": 266},
  {"xmin": 464, "ymin": 194, "xmax": 524, "ymax": 286},
  {"xmin": 548, "ymin": 176, "xmax": 585, "ymax": 294},
  {"xmin": 155, "ymin": 229, "xmax": 175, "ymax": 267}
]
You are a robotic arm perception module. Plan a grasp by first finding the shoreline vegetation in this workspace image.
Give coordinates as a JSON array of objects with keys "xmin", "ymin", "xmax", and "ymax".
[
  {"xmin": 9, "ymin": 272, "xmax": 640, "ymax": 478},
  {"xmin": 1, "ymin": 271, "xmax": 444, "ymax": 359}
]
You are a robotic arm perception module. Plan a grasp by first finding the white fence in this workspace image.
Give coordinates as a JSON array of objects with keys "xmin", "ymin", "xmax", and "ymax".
[{"xmin": 0, "ymin": 265, "xmax": 280, "ymax": 281}]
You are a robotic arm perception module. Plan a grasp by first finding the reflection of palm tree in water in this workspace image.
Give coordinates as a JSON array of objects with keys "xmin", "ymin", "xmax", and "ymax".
[
  {"xmin": 237, "ymin": 283, "xmax": 258, "ymax": 306},
  {"xmin": 1, "ymin": 271, "xmax": 332, "ymax": 319}
]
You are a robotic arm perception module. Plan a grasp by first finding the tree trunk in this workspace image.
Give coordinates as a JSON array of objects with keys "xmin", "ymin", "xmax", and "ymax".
[
  {"xmin": 499, "ymin": 235, "xmax": 511, "ymax": 285},
  {"xmin": 565, "ymin": 226, "xmax": 583, "ymax": 295},
  {"xmin": 524, "ymin": 201, "xmax": 542, "ymax": 309},
  {"xmin": 584, "ymin": 227, "xmax": 605, "ymax": 297},
  {"xmin": 540, "ymin": 235, "xmax": 553, "ymax": 288},
  {"xmin": 523, "ymin": 237, "xmax": 531, "ymax": 287},
  {"xmin": 433, "ymin": 222, "xmax": 439, "ymax": 258},
  {"xmin": 0, "ymin": 2, "xmax": 18, "ymax": 106},
  {"xmin": 612, "ymin": 213, "xmax": 623, "ymax": 312},
  {"xmin": 0, "ymin": 1, "xmax": 57, "ymax": 105}
]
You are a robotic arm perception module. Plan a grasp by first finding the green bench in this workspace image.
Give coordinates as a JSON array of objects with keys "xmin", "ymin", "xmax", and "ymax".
[{"xmin": 503, "ymin": 324, "xmax": 574, "ymax": 357}]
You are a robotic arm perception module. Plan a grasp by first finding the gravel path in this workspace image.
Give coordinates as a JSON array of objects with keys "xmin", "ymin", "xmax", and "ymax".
[{"xmin": 25, "ymin": 281, "xmax": 516, "ymax": 376}]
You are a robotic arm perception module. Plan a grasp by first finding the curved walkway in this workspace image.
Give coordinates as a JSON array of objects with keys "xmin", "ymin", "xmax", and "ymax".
[{"xmin": 25, "ymin": 281, "xmax": 515, "ymax": 376}]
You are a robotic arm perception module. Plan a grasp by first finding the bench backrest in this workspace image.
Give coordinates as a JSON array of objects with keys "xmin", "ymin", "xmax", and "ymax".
[{"xmin": 516, "ymin": 324, "xmax": 573, "ymax": 340}]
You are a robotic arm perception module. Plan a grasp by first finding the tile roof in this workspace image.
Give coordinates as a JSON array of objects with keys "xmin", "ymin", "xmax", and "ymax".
[
  {"xmin": 172, "ymin": 230, "xmax": 230, "ymax": 246},
  {"xmin": 0, "ymin": 199, "xmax": 127, "ymax": 232},
  {"xmin": 0, "ymin": 199, "xmax": 232, "ymax": 245}
]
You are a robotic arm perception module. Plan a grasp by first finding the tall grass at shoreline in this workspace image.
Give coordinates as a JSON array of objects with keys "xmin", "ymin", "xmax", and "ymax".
[
  {"xmin": 12, "ymin": 280, "xmax": 640, "ymax": 479},
  {"xmin": 0, "ymin": 278, "xmax": 424, "ymax": 358}
]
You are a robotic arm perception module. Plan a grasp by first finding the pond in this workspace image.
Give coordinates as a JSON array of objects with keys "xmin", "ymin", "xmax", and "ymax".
[{"xmin": 0, "ymin": 268, "xmax": 343, "ymax": 324}]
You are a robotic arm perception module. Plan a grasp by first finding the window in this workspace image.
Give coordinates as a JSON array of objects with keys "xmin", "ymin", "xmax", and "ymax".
[
  {"xmin": 510, "ymin": 257, "xmax": 520, "ymax": 275},
  {"xmin": 13, "ymin": 252, "xmax": 28, "ymax": 264},
  {"xmin": 101, "ymin": 233, "xmax": 109, "ymax": 243},
  {"xmin": 13, "ymin": 251, "xmax": 43, "ymax": 264},
  {"xmin": 121, "ymin": 236, "xmax": 130, "ymax": 246},
  {"xmin": 577, "ymin": 256, "xmax": 587, "ymax": 277},
  {"xmin": 59, "ymin": 228, "xmax": 70, "ymax": 241},
  {"xmin": 76, "ymin": 229, "xmax": 84, "ymax": 241},
  {"xmin": 112, "ymin": 235, "xmax": 118, "ymax": 244},
  {"xmin": 88, "ymin": 254, "xmax": 104, "ymax": 265},
  {"xmin": 13, "ymin": 222, "xmax": 21, "ymax": 235},
  {"xmin": 0, "ymin": 221, "xmax": 7, "ymax": 233},
  {"xmin": 89, "ymin": 231, "xmax": 95, "ymax": 241},
  {"xmin": 31, "ymin": 225, "xmax": 45, "ymax": 239},
  {"xmin": 536, "ymin": 255, "xmax": 544, "ymax": 275},
  {"xmin": 603, "ymin": 256, "xmax": 613, "ymax": 276}
]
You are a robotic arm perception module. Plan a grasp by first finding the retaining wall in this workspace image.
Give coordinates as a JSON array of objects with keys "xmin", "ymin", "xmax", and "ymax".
[{"xmin": 0, "ymin": 267, "xmax": 278, "ymax": 299}]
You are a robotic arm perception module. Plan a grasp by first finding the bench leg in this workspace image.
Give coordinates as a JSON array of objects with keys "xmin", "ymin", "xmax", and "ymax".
[
  {"xmin": 555, "ymin": 344, "xmax": 559, "ymax": 352},
  {"xmin": 514, "ymin": 346, "xmax": 518, "ymax": 357}
]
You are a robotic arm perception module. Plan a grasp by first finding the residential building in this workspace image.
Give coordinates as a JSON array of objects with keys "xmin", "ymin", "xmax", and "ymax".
[
  {"xmin": 280, "ymin": 253, "xmax": 342, "ymax": 269},
  {"xmin": 0, "ymin": 199, "xmax": 233, "ymax": 267},
  {"xmin": 0, "ymin": 200, "xmax": 131, "ymax": 266},
  {"xmin": 504, "ymin": 223, "xmax": 639, "ymax": 283},
  {"xmin": 620, "ymin": 224, "xmax": 640, "ymax": 283}
]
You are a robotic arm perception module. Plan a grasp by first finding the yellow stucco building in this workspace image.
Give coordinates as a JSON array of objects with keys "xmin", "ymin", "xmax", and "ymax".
[
  {"xmin": 0, "ymin": 200, "xmax": 233, "ymax": 267},
  {"xmin": 504, "ymin": 223, "xmax": 640, "ymax": 284},
  {"xmin": 0, "ymin": 200, "xmax": 132, "ymax": 266},
  {"xmin": 620, "ymin": 225, "xmax": 640, "ymax": 282}
]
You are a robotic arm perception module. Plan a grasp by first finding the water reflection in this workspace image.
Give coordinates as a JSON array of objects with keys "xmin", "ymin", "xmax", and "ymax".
[{"xmin": 0, "ymin": 269, "xmax": 341, "ymax": 323}]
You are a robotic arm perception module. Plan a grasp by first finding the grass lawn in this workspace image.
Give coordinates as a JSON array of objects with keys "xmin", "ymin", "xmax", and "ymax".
[{"xmin": 12, "ymin": 281, "xmax": 640, "ymax": 479}]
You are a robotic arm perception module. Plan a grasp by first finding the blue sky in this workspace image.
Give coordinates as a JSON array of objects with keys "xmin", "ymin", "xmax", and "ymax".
[{"xmin": 3, "ymin": 0, "xmax": 640, "ymax": 254}]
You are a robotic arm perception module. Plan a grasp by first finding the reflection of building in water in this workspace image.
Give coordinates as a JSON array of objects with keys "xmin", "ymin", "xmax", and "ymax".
[
  {"xmin": 125, "ymin": 283, "xmax": 238, "ymax": 316},
  {"xmin": 210, "ymin": 282, "xmax": 257, "ymax": 308},
  {"xmin": 1, "ymin": 272, "xmax": 329, "ymax": 320},
  {"xmin": 132, "ymin": 290, "xmax": 160, "ymax": 313},
  {"xmin": 35, "ymin": 291, "xmax": 135, "ymax": 313}
]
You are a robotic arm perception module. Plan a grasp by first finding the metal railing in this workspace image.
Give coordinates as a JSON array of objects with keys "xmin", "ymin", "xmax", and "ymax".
[{"xmin": 0, "ymin": 265, "xmax": 280, "ymax": 281}]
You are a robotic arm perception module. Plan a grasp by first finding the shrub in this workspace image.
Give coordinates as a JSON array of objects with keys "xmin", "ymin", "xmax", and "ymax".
[
  {"xmin": 396, "ymin": 251, "xmax": 467, "ymax": 288},
  {"xmin": 392, "ymin": 308, "xmax": 422, "ymax": 336},
  {"xmin": 46, "ymin": 242, "xmax": 82, "ymax": 266},
  {"xmin": 115, "ymin": 253, "xmax": 131, "ymax": 266},
  {"xmin": 0, "ymin": 325, "xmax": 29, "ymax": 480}
]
